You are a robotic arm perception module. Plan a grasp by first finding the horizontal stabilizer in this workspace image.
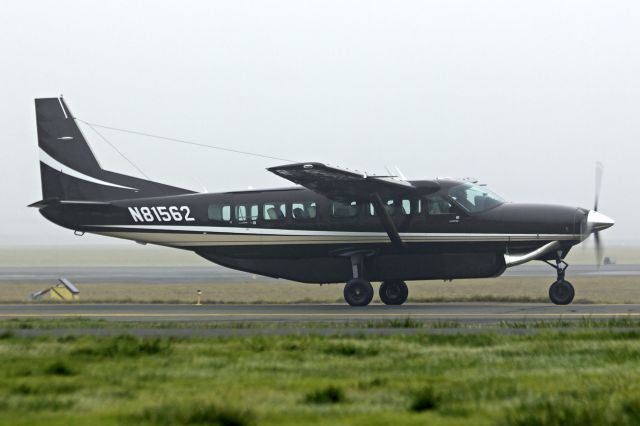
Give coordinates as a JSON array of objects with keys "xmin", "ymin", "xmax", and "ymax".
[{"xmin": 28, "ymin": 198, "xmax": 111, "ymax": 208}]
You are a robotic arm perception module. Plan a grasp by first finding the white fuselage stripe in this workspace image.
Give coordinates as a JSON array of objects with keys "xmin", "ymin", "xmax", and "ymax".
[
  {"xmin": 86, "ymin": 225, "xmax": 580, "ymax": 247},
  {"xmin": 85, "ymin": 224, "xmax": 579, "ymax": 239},
  {"xmin": 39, "ymin": 148, "xmax": 137, "ymax": 190}
]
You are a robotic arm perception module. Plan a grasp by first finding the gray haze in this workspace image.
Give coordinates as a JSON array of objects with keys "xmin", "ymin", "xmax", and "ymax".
[{"xmin": 1, "ymin": 1, "xmax": 638, "ymax": 246}]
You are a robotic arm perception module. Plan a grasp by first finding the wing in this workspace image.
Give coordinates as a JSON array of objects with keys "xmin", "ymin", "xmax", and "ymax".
[
  {"xmin": 268, "ymin": 162, "xmax": 442, "ymax": 249},
  {"xmin": 267, "ymin": 162, "xmax": 415, "ymax": 201}
]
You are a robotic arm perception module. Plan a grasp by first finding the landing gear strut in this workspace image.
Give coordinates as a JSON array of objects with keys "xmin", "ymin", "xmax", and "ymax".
[
  {"xmin": 544, "ymin": 255, "xmax": 575, "ymax": 305},
  {"xmin": 343, "ymin": 252, "xmax": 374, "ymax": 307}
]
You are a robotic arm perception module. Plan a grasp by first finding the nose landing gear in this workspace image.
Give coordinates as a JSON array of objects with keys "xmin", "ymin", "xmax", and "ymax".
[{"xmin": 544, "ymin": 256, "xmax": 575, "ymax": 305}]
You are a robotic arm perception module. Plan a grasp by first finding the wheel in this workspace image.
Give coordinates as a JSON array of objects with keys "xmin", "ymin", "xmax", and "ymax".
[
  {"xmin": 344, "ymin": 278, "xmax": 374, "ymax": 306},
  {"xmin": 379, "ymin": 280, "xmax": 409, "ymax": 305},
  {"xmin": 549, "ymin": 280, "xmax": 575, "ymax": 305}
]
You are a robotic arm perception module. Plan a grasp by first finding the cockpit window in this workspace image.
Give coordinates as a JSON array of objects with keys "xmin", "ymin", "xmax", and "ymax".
[
  {"xmin": 448, "ymin": 183, "xmax": 505, "ymax": 213},
  {"xmin": 423, "ymin": 194, "xmax": 455, "ymax": 215}
]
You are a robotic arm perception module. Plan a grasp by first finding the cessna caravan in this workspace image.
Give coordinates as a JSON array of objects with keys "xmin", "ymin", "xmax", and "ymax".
[{"xmin": 31, "ymin": 97, "xmax": 614, "ymax": 306}]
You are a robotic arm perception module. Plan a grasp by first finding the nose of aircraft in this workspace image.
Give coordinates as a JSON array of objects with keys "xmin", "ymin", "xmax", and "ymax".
[{"xmin": 587, "ymin": 210, "xmax": 615, "ymax": 231}]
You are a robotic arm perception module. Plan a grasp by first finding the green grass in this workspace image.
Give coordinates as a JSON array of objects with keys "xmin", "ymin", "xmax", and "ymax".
[
  {"xmin": 43, "ymin": 360, "xmax": 75, "ymax": 376},
  {"xmin": 2, "ymin": 328, "xmax": 640, "ymax": 425},
  {"xmin": 5, "ymin": 316, "xmax": 640, "ymax": 331},
  {"xmin": 499, "ymin": 394, "xmax": 640, "ymax": 426},
  {"xmin": 131, "ymin": 401, "xmax": 254, "ymax": 425},
  {"xmin": 499, "ymin": 316, "xmax": 640, "ymax": 329},
  {"xmin": 304, "ymin": 386, "xmax": 346, "ymax": 404},
  {"xmin": 0, "ymin": 317, "xmax": 437, "ymax": 331},
  {"xmin": 410, "ymin": 386, "xmax": 440, "ymax": 412}
]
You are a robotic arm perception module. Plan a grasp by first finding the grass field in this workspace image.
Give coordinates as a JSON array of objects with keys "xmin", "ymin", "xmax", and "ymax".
[
  {"xmin": 2, "ymin": 325, "xmax": 640, "ymax": 425},
  {"xmin": 2, "ymin": 247, "xmax": 640, "ymax": 424}
]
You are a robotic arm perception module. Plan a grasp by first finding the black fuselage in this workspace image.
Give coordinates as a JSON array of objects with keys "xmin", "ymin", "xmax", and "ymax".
[{"xmin": 40, "ymin": 179, "xmax": 586, "ymax": 283}]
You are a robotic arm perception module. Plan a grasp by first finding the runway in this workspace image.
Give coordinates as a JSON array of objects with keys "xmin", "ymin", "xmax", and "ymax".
[
  {"xmin": 1, "ymin": 263, "xmax": 638, "ymax": 283},
  {"xmin": 2, "ymin": 303, "xmax": 640, "ymax": 323}
]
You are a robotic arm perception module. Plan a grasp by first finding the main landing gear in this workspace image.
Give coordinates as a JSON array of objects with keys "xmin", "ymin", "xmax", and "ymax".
[
  {"xmin": 379, "ymin": 280, "xmax": 409, "ymax": 305},
  {"xmin": 344, "ymin": 278, "xmax": 374, "ymax": 307},
  {"xmin": 544, "ymin": 256, "xmax": 575, "ymax": 305},
  {"xmin": 342, "ymin": 252, "xmax": 409, "ymax": 306},
  {"xmin": 343, "ymin": 279, "xmax": 409, "ymax": 307}
]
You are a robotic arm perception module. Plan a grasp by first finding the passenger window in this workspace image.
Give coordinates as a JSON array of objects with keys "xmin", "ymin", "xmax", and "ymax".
[
  {"xmin": 369, "ymin": 199, "xmax": 396, "ymax": 216},
  {"xmin": 401, "ymin": 199, "xmax": 411, "ymax": 215},
  {"xmin": 332, "ymin": 201, "xmax": 358, "ymax": 218},
  {"xmin": 236, "ymin": 206, "xmax": 247, "ymax": 222},
  {"xmin": 236, "ymin": 204, "xmax": 258, "ymax": 224},
  {"xmin": 292, "ymin": 202, "xmax": 317, "ymax": 220},
  {"xmin": 208, "ymin": 204, "xmax": 231, "ymax": 223},
  {"xmin": 424, "ymin": 195, "xmax": 455, "ymax": 215},
  {"xmin": 264, "ymin": 203, "xmax": 286, "ymax": 220}
]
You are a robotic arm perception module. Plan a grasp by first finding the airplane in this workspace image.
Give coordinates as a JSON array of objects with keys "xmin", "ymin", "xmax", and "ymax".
[{"xmin": 30, "ymin": 97, "xmax": 615, "ymax": 306}]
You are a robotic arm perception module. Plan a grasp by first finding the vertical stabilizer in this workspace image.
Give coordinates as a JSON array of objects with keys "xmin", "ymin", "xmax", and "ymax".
[{"xmin": 35, "ymin": 97, "xmax": 193, "ymax": 201}]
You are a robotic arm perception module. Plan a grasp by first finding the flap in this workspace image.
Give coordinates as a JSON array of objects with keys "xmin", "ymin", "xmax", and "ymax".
[{"xmin": 267, "ymin": 162, "xmax": 415, "ymax": 201}]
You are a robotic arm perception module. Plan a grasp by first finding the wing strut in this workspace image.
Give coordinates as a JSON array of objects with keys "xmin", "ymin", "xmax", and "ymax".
[{"xmin": 370, "ymin": 193, "xmax": 405, "ymax": 249}]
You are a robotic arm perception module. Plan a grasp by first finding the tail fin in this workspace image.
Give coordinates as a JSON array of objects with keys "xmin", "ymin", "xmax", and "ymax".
[{"xmin": 36, "ymin": 97, "xmax": 192, "ymax": 201}]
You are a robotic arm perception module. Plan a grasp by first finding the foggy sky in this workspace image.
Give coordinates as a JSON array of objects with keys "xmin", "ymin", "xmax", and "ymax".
[{"xmin": 1, "ymin": 1, "xmax": 638, "ymax": 246}]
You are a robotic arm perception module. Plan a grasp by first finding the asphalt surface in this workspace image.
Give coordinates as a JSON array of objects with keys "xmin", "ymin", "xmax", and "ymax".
[
  {"xmin": 1, "ymin": 303, "xmax": 640, "ymax": 323},
  {"xmin": 0, "ymin": 264, "xmax": 637, "ymax": 283}
]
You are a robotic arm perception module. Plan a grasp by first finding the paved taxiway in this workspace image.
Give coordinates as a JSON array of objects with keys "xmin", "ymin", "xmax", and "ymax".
[
  {"xmin": 1, "ymin": 264, "xmax": 638, "ymax": 283},
  {"xmin": 1, "ymin": 303, "xmax": 640, "ymax": 323}
]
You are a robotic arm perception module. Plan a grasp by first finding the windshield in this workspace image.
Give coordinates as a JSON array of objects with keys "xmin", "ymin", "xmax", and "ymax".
[{"xmin": 448, "ymin": 183, "xmax": 505, "ymax": 213}]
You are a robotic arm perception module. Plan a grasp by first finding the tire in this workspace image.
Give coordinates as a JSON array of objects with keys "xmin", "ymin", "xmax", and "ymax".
[
  {"xmin": 549, "ymin": 280, "xmax": 575, "ymax": 305},
  {"xmin": 379, "ymin": 280, "xmax": 409, "ymax": 305},
  {"xmin": 344, "ymin": 279, "xmax": 374, "ymax": 307}
]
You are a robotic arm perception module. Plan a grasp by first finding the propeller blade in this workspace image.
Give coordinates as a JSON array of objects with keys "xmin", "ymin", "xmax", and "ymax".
[
  {"xmin": 594, "ymin": 231, "xmax": 603, "ymax": 267},
  {"xmin": 586, "ymin": 162, "xmax": 607, "ymax": 266},
  {"xmin": 581, "ymin": 218, "xmax": 591, "ymax": 242},
  {"xmin": 594, "ymin": 161, "xmax": 603, "ymax": 211}
]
